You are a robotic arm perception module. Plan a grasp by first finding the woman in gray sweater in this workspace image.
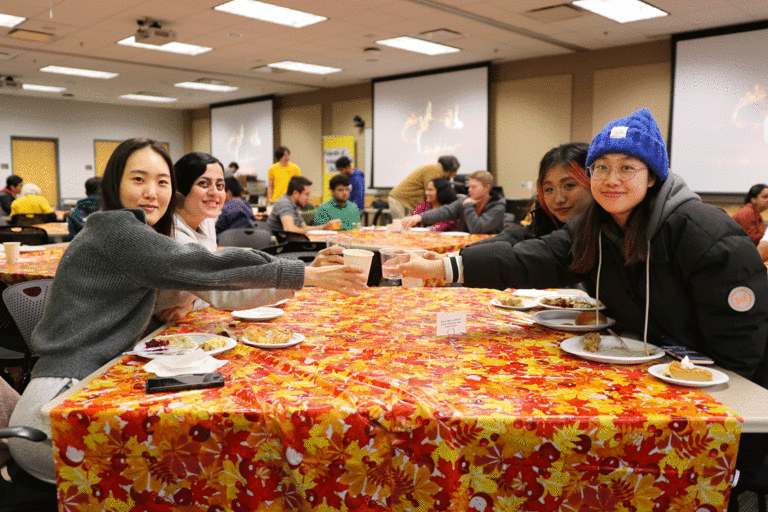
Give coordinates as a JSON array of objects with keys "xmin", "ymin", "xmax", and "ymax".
[{"xmin": 8, "ymin": 138, "xmax": 365, "ymax": 484}]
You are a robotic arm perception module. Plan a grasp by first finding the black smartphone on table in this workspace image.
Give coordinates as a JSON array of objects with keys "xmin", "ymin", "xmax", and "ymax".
[
  {"xmin": 661, "ymin": 346, "xmax": 714, "ymax": 365},
  {"xmin": 146, "ymin": 372, "xmax": 225, "ymax": 393}
]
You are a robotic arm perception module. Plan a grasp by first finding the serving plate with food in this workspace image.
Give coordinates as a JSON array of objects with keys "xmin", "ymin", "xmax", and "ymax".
[
  {"xmin": 560, "ymin": 334, "xmax": 664, "ymax": 364},
  {"xmin": 490, "ymin": 297, "xmax": 538, "ymax": 311},
  {"xmin": 537, "ymin": 295, "xmax": 606, "ymax": 310},
  {"xmin": 241, "ymin": 325, "xmax": 305, "ymax": 349},
  {"xmin": 133, "ymin": 333, "xmax": 236, "ymax": 358},
  {"xmin": 532, "ymin": 310, "xmax": 616, "ymax": 332},
  {"xmin": 648, "ymin": 359, "xmax": 728, "ymax": 387}
]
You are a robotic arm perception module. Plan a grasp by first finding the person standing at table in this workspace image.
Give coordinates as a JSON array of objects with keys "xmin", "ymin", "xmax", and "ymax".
[
  {"xmin": 411, "ymin": 177, "xmax": 460, "ymax": 232},
  {"xmin": 468, "ymin": 143, "xmax": 592, "ymax": 248},
  {"xmin": 226, "ymin": 161, "xmax": 238, "ymax": 179},
  {"xmin": 314, "ymin": 174, "xmax": 360, "ymax": 230},
  {"xmin": 335, "ymin": 156, "xmax": 365, "ymax": 211},
  {"xmin": 155, "ymin": 152, "xmax": 293, "ymax": 323},
  {"xmin": 10, "ymin": 183, "xmax": 57, "ymax": 221},
  {"xmin": 7, "ymin": 138, "xmax": 366, "ymax": 485},
  {"xmin": 732, "ymin": 183, "xmax": 768, "ymax": 245},
  {"xmin": 0, "ymin": 175, "xmax": 23, "ymax": 215},
  {"xmin": 267, "ymin": 146, "xmax": 301, "ymax": 205},
  {"xmin": 216, "ymin": 177, "xmax": 257, "ymax": 234},
  {"xmin": 266, "ymin": 176, "xmax": 337, "ymax": 235},
  {"xmin": 67, "ymin": 177, "xmax": 101, "ymax": 238},
  {"xmin": 401, "ymin": 171, "xmax": 505, "ymax": 234},
  {"xmin": 388, "ymin": 155, "xmax": 460, "ymax": 219}
]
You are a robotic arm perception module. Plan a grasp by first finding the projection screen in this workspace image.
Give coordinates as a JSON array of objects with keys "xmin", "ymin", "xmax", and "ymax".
[{"xmin": 211, "ymin": 97, "xmax": 273, "ymax": 179}]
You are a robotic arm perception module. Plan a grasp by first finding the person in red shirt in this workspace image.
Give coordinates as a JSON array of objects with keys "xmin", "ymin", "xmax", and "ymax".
[{"xmin": 732, "ymin": 184, "xmax": 768, "ymax": 245}]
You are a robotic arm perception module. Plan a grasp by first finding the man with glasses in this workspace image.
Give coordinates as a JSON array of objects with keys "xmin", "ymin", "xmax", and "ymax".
[{"xmin": 314, "ymin": 174, "xmax": 360, "ymax": 230}]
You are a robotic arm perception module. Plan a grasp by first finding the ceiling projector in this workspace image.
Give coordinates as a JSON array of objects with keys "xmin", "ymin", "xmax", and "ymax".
[
  {"xmin": 0, "ymin": 76, "xmax": 21, "ymax": 89},
  {"xmin": 135, "ymin": 26, "xmax": 177, "ymax": 46}
]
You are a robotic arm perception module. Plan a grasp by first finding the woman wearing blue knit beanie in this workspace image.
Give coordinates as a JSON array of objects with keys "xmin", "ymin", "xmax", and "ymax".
[{"xmin": 399, "ymin": 108, "xmax": 768, "ymax": 504}]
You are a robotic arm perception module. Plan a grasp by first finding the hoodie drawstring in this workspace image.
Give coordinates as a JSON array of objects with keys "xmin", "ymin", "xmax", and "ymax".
[{"xmin": 643, "ymin": 241, "xmax": 651, "ymax": 356}]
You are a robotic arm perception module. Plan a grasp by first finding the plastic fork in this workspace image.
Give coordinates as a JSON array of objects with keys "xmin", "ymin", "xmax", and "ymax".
[{"xmin": 606, "ymin": 328, "xmax": 628, "ymax": 350}]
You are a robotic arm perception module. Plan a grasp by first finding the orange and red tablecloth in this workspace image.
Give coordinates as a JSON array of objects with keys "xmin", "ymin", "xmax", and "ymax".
[
  {"xmin": 50, "ymin": 287, "xmax": 740, "ymax": 511},
  {"xmin": 0, "ymin": 244, "xmax": 65, "ymax": 285},
  {"xmin": 308, "ymin": 228, "xmax": 490, "ymax": 253}
]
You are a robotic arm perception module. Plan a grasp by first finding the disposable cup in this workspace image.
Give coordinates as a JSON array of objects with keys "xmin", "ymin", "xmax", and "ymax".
[
  {"xmin": 380, "ymin": 247, "xmax": 409, "ymax": 280},
  {"xmin": 401, "ymin": 249, "xmax": 425, "ymax": 287},
  {"xmin": 3, "ymin": 242, "xmax": 20, "ymax": 265},
  {"xmin": 342, "ymin": 248, "xmax": 374, "ymax": 281},
  {"xmin": 326, "ymin": 234, "xmax": 352, "ymax": 249}
]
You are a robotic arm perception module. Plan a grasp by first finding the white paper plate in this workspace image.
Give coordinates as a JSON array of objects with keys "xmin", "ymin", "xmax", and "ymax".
[
  {"xmin": 133, "ymin": 333, "xmax": 235, "ymax": 359},
  {"xmin": 439, "ymin": 231, "xmax": 470, "ymax": 237},
  {"xmin": 537, "ymin": 295, "xmax": 606, "ymax": 310},
  {"xmin": 490, "ymin": 297, "xmax": 538, "ymax": 311},
  {"xmin": 231, "ymin": 307, "xmax": 284, "ymax": 321},
  {"xmin": 561, "ymin": 335, "xmax": 664, "ymax": 365},
  {"xmin": 408, "ymin": 227, "xmax": 432, "ymax": 232},
  {"xmin": 532, "ymin": 310, "xmax": 616, "ymax": 332},
  {"xmin": 648, "ymin": 364, "xmax": 729, "ymax": 387},
  {"xmin": 242, "ymin": 332, "xmax": 305, "ymax": 349},
  {"xmin": 267, "ymin": 298, "xmax": 290, "ymax": 307},
  {"xmin": 307, "ymin": 230, "xmax": 337, "ymax": 236}
]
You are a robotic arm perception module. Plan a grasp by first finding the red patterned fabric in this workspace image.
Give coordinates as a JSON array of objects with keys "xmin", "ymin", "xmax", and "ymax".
[
  {"xmin": 0, "ymin": 245, "xmax": 65, "ymax": 285},
  {"xmin": 51, "ymin": 287, "xmax": 740, "ymax": 511},
  {"xmin": 308, "ymin": 228, "xmax": 489, "ymax": 254}
]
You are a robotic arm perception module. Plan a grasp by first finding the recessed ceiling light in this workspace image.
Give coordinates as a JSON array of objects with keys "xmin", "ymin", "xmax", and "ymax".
[
  {"xmin": 214, "ymin": 0, "xmax": 326, "ymax": 28},
  {"xmin": 267, "ymin": 61, "xmax": 341, "ymax": 75},
  {"xmin": 23, "ymin": 84, "xmax": 66, "ymax": 93},
  {"xmin": 375, "ymin": 36, "xmax": 460, "ymax": 56},
  {"xmin": 572, "ymin": 0, "xmax": 668, "ymax": 23},
  {"xmin": 120, "ymin": 93, "xmax": 178, "ymax": 103},
  {"xmin": 40, "ymin": 65, "xmax": 118, "ymax": 79},
  {"xmin": 174, "ymin": 81, "xmax": 239, "ymax": 92},
  {"xmin": 117, "ymin": 37, "xmax": 212, "ymax": 56},
  {"xmin": 0, "ymin": 13, "xmax": 25, "ymax": 28}
]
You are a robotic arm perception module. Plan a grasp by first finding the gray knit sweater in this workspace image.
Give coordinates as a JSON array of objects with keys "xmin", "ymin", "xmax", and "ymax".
[{"xmin": 31, "ymin": 209, "xmax": 305, "ymax": 380}]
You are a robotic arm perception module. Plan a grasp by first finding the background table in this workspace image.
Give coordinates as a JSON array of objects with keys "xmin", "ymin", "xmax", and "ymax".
[
  {"xmin": 0, "ymin": 244, "xmax": 65, "ymax": 285},
  {"xmin": 33, "ymin": 222, "xmax": 69, "ymax": 243},
  {"xmin": 51, "ymin": 287, "xmax": 742, "ymax": 511},
  {"xmin": 308, "ymin": 227, "xmax": 490, "ymax": 253}
]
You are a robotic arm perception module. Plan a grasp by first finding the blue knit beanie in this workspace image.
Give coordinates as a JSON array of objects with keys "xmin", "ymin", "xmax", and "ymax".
[{"xmin": 585, "ymin": 108, "xmax": 669, "ymax": 181}]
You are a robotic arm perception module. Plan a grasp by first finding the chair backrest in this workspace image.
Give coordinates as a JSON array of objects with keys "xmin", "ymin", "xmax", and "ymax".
[
  {"xmin": 0, "ymin": 226, "xmax": 49, "ymax": 246},
  {"xmin": 0, "ymin": 284, "xmax": 28, "ymax": 357},
  {"xmin": 217, "ymin": 228, "xmax": 272, "ymax": 250},
  {"xmin": 261, "ymin": 240, "xmax": 324, "ymax": 258},
  {"xmin": 2, "ymin": 280, "xmax": 54, "ymax": 345},
  {"xmin": 273, "ymin": 230, "xmax": 310, "ymax": 244},
  {"xmin": 10, "ymin": 213, "xmax": 55, "ymax": 226}
]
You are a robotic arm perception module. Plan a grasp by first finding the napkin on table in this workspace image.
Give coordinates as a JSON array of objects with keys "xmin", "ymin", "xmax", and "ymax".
[{"xmin": 144, "ymin": 349, "xmax": 227, "ymax": 377}]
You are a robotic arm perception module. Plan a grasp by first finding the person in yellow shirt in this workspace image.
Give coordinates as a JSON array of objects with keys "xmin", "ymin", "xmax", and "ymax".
[
  {"xmin": 10, "ymin": 183, "xmax": 57, "ymax": 221},
  {"xmin": 267, "ymin": 146, "xmax": 301, "ymax": 204}
]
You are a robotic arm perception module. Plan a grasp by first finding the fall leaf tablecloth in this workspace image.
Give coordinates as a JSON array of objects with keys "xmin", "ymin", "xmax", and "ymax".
[{"xmin": 51, "ymin": 287, "xmax": 741, "ymax": 512}]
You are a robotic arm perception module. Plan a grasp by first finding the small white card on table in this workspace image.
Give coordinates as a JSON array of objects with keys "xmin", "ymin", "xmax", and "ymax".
[{"xmin": 437, "ymin": 311, "xmax": 467, "ymax": 336}]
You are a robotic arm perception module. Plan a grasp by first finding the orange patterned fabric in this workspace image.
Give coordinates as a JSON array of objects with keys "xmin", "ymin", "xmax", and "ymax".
[
  {"xmin": 308, "ymin": 228, "xmax": 489, "ymax": 254},
  {"xmin": 51, "ymin": 287, "xmax": 740, "ymax": 511},
  {"xmin": 0, "ymin": 245, "xmax": 65, "ymax": 285},
  {"xmin": 33, "ymin": 222, "xmax": 69, "ymax": 235}
]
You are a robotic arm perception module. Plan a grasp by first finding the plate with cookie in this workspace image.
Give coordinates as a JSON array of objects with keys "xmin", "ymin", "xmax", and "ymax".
[
  {"xmin": 241, "ymin": 325, "xmax": 305, "ymax": 349},
  {"xmin": 560, "ymin": 334, "xmax": 665, "ymax": 364},
  {"xmin": 133, "ymin": 333, "xmax": 236, "ymax": 358},
  {"xmin": 490, "ymin": 297, "xmax": 538, "ymax": 311},
  {"xmin": 648, "ymin": 360, "xmax": 728, "ymax": 387},
  {"xmin": 532, "ymin": 310, "xmax": 616, "ymax": 332}
]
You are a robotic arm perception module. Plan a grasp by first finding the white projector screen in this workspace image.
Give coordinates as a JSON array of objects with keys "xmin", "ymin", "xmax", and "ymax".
[
  {"xmin": 671, "ymin": 24, "xmax": 768, "ymax": 193},
  {"xmin": 211, "ymin": 97, "xmax": 273, "ymax": 179},
  {"xmin": 372, "ymin": 65, "xmax": 489, "ymax": 188}
]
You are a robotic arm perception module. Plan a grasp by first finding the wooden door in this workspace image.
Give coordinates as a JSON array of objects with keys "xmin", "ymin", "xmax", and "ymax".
[
  {"xmin": 11, "ymin": 138, "xmax": 59, "ymax": 207},
  {"xmin": 94, "ymin": 140, "xmax": 171, "ymax": 177}
]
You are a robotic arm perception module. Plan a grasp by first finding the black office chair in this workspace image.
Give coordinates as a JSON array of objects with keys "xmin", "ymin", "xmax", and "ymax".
[
  {"xmin": 217, "ymin": 228, "xmax": 272, "ymax": 250},
  {"xmin": 10, "ymin": 213, "xmax": 57, "ymax": 226},
  {"xmin": 0, "ymin": 283, "xmax": 34, "ymax": 393},
  {"xmin": 273, "ymin": 230, "xmax": 310, "ymax": 244},
  {"xmin": 0, "ymin": 226, "xmax": 49, "ymax": 246},
  {"xmin": 261, "ymin": 240, "xmax": 324, "ymax": 264},
  {"xmin": 370, "ymin": 199, "xmax": 390, "ymax": 226}
]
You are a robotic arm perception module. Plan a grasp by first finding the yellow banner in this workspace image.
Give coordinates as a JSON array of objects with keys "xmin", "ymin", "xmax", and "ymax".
[{"xmin": 322, "ymin": 136, "xmax": 355, "ymax": 202}]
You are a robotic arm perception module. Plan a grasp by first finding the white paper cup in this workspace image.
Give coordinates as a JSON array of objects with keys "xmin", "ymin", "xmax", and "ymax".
[
  {"xmin": 342, "ymin": 248, "xmax": 374, "ymax": 281},
  {"xmin": 3, "ymin": 242, "xmax": 20, "ymax": 265}
]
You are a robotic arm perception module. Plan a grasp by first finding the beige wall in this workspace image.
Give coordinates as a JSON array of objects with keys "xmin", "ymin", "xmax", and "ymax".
[{"xmin": 185, "ymin": 40, "xmax": 679, "ymax": 203}]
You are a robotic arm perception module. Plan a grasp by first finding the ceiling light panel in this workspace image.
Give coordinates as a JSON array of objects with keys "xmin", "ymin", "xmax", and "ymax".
[
  {"xmin": 118, "ymin": 37, "xmax": 212, "ymax": 56},
  {"xmin": 0, "ymin": 13, "xmax": 25, "ymax": 28},
  {"xmin": 120, "ymin": 94, "xmax": 178, "ymax": 103},
  {"xmin": 214, "ymin": 0, "xmax": 327, "ymax": 28},
  {"xmin": 40, "ymin": 65, "xmax": 118, "ymax": 79},
  {"xmin": 22, "ymin": 84, "xmax": 66, "ymax": 93},
  {"xmin": 572, "ymin": 0, "xmax": 668, "ymax": 23},
  {"xmin": 375, "ymin": 36, "xmax": 460, "ymax": 56},
  {"xmin": 174, "ymin": 81, "xmax": 239, "ymax": 92},
  {"xmin": 267, "ymin": 61, "xmax": 341, "ymax": 75}
]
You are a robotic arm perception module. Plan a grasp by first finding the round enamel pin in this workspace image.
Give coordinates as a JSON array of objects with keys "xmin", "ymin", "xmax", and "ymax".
[{"xmin": 728, "ymin": 287, "xmax": 755, "ymax": 312}]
